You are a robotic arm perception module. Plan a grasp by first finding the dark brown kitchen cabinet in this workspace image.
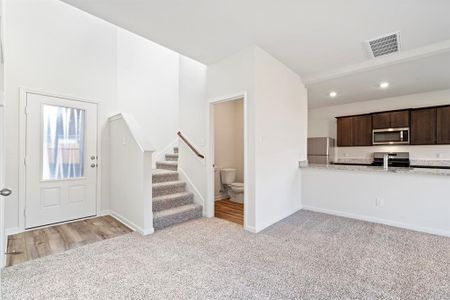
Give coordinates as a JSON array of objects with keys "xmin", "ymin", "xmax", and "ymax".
[
  {"xmin": 372, "ymin": 110, "xmax": 409, "ymax": 129},
  {"xmin": 437, "ymin": 106, "xmax": 450, "ymax": 144},
  {"xmin": 372, "ymin": 112, "xmax": 391, "ymax": 129},
  {"xmin": 337, "ymin": 117, "xmax": 353, "ymax": 147},
  {"xmin": 390, "ymin": 110, "xmax": 410, "ymax": 128},
  {"xmin": 336, "ymin": 115, "xmax": 371, "ymax": 147},
  {"xmin": 411, "ymin": 107, "xmax": 436, "ymax": 145},
  {"xmin": 352, "ymin": 115, "xmax": 372, "ymax": 146}
]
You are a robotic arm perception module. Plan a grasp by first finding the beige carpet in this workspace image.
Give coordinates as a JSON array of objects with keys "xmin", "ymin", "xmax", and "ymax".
[{"xmin": 1, "ymin": 210, "xmax": 449, "ymax": 299}]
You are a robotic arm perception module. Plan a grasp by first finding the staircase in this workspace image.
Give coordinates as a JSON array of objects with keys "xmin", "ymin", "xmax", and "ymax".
[{"xmin": 152, "ymin": 147, "xmax": 202, "ymax": 230}]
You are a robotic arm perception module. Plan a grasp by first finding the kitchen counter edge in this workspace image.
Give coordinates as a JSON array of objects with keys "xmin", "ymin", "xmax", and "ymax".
[{"xmin": 298, "ymin": 162, "xmax": 450, "ymax": 177}]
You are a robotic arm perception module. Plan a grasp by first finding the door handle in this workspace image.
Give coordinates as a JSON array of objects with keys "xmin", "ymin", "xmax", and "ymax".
[{"xmin": 0, "ymin": 188, "xmax": 12, "ymax": 197}]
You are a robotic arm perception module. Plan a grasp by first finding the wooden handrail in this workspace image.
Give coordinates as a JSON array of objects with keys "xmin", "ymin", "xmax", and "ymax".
[{"xmin": 177, "ymin": 131, "xmax": 205, "ymax": 159}]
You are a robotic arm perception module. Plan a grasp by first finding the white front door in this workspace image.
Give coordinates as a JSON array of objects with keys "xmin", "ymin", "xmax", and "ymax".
[{"xmin": 25, "ymin": 93, "xmax": 98, "ymax": 229}]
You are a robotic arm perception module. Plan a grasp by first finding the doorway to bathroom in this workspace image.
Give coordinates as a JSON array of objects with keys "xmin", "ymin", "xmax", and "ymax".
[{"xmin": 212, "ymin": 97, "xmax": 244, "ymax": 225}]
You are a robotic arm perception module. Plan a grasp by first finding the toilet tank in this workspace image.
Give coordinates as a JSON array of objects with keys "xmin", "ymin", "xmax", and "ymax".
[{"xmin": 220, "ymin": 168, "xmax": 236, "ymax": 184}]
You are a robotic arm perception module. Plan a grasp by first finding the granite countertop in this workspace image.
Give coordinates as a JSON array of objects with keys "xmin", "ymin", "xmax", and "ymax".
[{"xmin": 299, "ymin": 162, "xmax": 450, "ymax": 177}]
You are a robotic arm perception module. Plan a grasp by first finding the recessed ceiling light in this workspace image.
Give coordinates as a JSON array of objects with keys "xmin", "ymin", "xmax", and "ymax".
[
  {"xmin": 329, "ymin": 91, "xmax": 337, "ymax": 98},
  {"xmin": 379, "ymin": 82, "xmax": 390, "ymax": 89}
]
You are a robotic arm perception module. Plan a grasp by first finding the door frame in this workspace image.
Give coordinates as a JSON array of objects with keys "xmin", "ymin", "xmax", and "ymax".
[
  {"xmin": 206, "ymin": 92, "xmax": 249, "ymax": 230},
  {"xmin": 18, "ymin": 88, "xmax": 102, "ymax": 231},
  {"xmin": 1, "ymin": 102, "xmax": 5, "ymax": 268}
]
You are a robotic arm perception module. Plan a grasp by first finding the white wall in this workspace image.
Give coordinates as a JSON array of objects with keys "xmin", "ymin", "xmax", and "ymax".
[
  {"xmin": 3, "ymin": 0, "xmax": 182, "ymax": 231},
  {"xmin": 308, "ymin": 89, "xmax": 450, "ymax": 160},
  {"xmin": 177, "ymin": 55, "xmax": 208, "ymax": 208},
  {"xmin": 206, "ymin": 47, "xmax": 256, "ymax": 228},
  {"xmin": 206, "ymin": 47, "xmax": 308, "ymax": 232},
  {"xmin": 214, "ymin": 99, "xmax": 244, "ymax": 198},
  {"xmin": 3, "ymin": 0, "xmax": 117, "ymax": 231},
  {"xmin": 117, "ymin": 28, "xmax": 180, "ymax": 156},
  {"xmin": 253, "ymin": 48, "xmax": 307, "ymax": 231},
  {"xmin": 302, "ymin": 168, "xmax": 450, "ymax": 237},
  {"xmin": 109, "ymin": 115, "xmax": 153, "ymax": 235}
]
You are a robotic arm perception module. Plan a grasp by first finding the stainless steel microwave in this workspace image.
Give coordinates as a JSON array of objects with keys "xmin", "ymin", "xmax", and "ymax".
[{"xmin": 372, "ymin": 128, "xmax": 410, "ymax": 145}]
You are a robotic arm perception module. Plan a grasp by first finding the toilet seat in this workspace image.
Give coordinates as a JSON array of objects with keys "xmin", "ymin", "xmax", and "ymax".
[{"xmin": 231, "ymin": 182, "xmax": 244, "ymax": 192}]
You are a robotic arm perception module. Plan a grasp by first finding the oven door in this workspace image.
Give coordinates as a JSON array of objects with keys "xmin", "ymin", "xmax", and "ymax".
[{"xmin": 373, "ymin": 128, "xmax": 410, "ymax": 145}]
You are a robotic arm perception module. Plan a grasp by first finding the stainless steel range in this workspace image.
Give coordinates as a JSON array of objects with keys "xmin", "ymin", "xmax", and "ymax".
[{"xmin": 371, "ymin": 152, "xmax": 410, "ymax": 167}]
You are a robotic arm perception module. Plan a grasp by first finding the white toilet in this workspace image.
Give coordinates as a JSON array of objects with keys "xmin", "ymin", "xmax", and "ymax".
[{"xmin": 220, "ymin": 168, "xmax": 244, "ymax": 203}]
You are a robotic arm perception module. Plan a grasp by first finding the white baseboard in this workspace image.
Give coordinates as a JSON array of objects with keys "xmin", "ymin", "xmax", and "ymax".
[
  {"xmin": 178, "ymin": 167, "xmax": 206, "ymax": 215},
  {"xmin": 98, "ymin": 210, "xmax": 111, "ymax": 216},
  {"xmin": 215, "ymin": 194, "xmax": 229, "ymax": 201},
  {"xmin": 5, "ymin": 227, "xmax": 21, "ymax": 237},
  {"xmin": 302, "ymin": 205, "xmax": 450, "ymax": 238},
  {"xmin": 244, "ymin": 225, "xmax": 258, "ymax": 233},
  {"xmin": 152, "ymin": 139, "xmax": 178, "ymax": 168},
  {"xmin": 109, "ymin": 211, "xmax": 154, "ymax": 236}
]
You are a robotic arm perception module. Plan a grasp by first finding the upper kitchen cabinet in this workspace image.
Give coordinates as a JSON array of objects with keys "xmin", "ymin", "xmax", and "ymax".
[
  {"xmin": 372, "ymin": 112, "xmax": 390, "ymax": 129},
  {"xmin": 437, "ymin": 106, "xmax": 450, "ymax": 144},
  {"xmin": 372, "ymin": 110, "xmax": 409, "ymax": 129},
  {"xmin": 390, "ymin": 110, "xmax": 410, "ymax": 128},
  {"xmin": 352, "ymin": 115, "xmax": 372, "ymax": 146},
  {"xmin": 336, "ymin": 117, "xmax": 353, "ymax": 147},
  {"xmin": 336, "ymin": 115, "xmax": 371, "ymax": 147},
  {"xmin": 411, "ymin": 107, "xmax": 436, "ymax": 145}
]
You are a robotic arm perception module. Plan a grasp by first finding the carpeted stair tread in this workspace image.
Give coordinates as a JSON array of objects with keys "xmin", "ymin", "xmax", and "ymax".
[
  {"xmin": 153, "ymin": 169, "xmax": 177, "ymax": 174},
  {"xmin": 156, "ymin": 161, "xmax": 178, "ymax": 171},
  {"xmin": 153, "ymin": 203, "xmax": 202, "ymax": 230},
  {"xmin": 153, "ymin": 192, "xmax": 194, "ymax": 212},
  {"xmin": 156, "ymin": 161, "xmax": 178, "ymax": 166},
  {"xmin": 165, "ymin": 153, "xmax": 179, "ymax": 161},
  {"xmin": 152, "ymin": 180, "xmax": 186, "ymax": 197},
  {"xmin": 150, "ymin": 144, "xmax": 202, "ymax": 230},
  {"xmin": 152, "ymin": 169, "xmax": 179, "ymax": 183}
]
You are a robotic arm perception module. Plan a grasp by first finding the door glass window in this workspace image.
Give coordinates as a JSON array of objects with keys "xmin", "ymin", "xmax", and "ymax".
[{"xmin": 42, "ymin": 105, "xmax": 85, "ymax": 180}]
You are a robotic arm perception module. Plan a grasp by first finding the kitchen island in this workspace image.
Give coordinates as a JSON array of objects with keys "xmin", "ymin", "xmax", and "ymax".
[{"xmin": 300, "ymin": 162, "xmax": 450, "ymax": 237}]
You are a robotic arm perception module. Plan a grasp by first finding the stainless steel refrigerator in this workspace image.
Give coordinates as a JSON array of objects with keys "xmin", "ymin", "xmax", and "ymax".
[{"xmin": 307, "ymin": 137, "xmax": 335, "ymax": 165}]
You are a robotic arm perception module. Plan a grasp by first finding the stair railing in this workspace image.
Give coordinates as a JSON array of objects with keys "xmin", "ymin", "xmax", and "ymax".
[{"xmin": 177, "ymin": 131, "xmax": 205, "ymax": 159}]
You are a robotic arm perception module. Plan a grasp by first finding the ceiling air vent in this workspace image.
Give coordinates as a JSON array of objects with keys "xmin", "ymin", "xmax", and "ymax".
[{"xmin": 367, "ymin": 32, "xmax": 400, "ymax": 58}]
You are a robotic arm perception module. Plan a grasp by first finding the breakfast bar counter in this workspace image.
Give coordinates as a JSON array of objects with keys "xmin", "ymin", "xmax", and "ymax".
[{"xmin": 299, "ymin": 162, "xmax": 450, "ymax": 177}]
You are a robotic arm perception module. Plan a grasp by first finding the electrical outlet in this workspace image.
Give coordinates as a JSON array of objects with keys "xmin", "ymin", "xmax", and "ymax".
[{"xmin": 436, "ymin": 153, "xmax": 441, "ymax": 159}]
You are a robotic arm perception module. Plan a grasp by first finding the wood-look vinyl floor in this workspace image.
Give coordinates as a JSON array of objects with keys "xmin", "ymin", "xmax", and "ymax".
[
  {"xmin": 6, "ymin": 216, "xmax": 132, "ymax": 267},
  {"xmin": 215, "ymin": 199, "xmax": 244, "ymax": 225}
]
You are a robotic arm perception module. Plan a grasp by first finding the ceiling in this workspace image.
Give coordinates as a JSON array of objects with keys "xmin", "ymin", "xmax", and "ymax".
[
  {"xmin": 307, "ymin": 51, "xmax": 450, "ymax": 108},
  {"xmin": 61, "ymin": 0, "xmax": 450, "ymax": 107}
]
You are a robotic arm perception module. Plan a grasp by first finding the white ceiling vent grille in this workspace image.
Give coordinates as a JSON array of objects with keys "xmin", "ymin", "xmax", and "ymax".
[{"xmin": 367, "ymin": 32, "xmax": 400, "ymax": 58}]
